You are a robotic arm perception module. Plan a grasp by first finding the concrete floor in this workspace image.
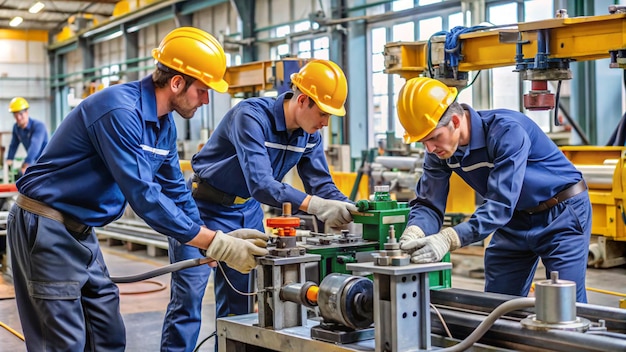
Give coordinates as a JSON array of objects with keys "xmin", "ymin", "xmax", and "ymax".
[{"xmin": 1, "ymin": 243, "xmax": 625, "ymax": 352}]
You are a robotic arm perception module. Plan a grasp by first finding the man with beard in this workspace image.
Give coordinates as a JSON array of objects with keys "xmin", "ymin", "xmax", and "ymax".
[
  {"xmin": 396, "ymin": 77, "xmax": 591, "ymax": 303},
  {"xmin": 8, "ymin": 27, "xmax": 269, "ymax": 352},
  {"xmin": 161, "ymin": 59, "xmax": 357, "ymax": 351}
]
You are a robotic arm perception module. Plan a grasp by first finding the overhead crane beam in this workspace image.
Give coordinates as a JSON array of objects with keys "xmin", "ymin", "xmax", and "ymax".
[
  {"xmin": 224, "ymin": 58, "xmax": 307, "ymax": 95},
  {"xmin": 384, "ymin": 12, "xmax": 626, "ymax": 111},
  {"xmin": 384, "ymin": 13, "xmax": 626, "ymax": 78}
]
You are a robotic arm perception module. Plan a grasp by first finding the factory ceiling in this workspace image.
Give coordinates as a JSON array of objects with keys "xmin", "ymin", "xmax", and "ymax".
[{"xmin": 0, "ymin": 0, "xmax": 117, "ymax": 32}]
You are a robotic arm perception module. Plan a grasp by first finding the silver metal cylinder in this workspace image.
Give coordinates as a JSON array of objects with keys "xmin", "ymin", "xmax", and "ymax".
[
  {"xmin": 587, "ymin": 242, "xmax": 603, "ymax": 267},
  {"xmin": 575, "ymin": 164, "xmax": 615, "ymax": 189},
  {"xmin": 374, "ymin": 156, "xmax": 420, "ymax": 170},
  {"xmin": 535, "ymin": 271, "xmax": 577, "ymax": 323},
  {"xmin": 317, "ymin": 273, "xmax": 373, "ymax": 329},
  {"xmin": 279, "ymin": 282, "xmax": 317, "ymax": 307}
]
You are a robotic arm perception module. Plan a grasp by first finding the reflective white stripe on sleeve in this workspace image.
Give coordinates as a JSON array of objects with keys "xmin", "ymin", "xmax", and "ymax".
[
  {"xmin": 265, "ymin": 141, "xmax": 315, "ymax": 153},
  {"xmin": 140, "ymin": 144, "xmax": 169, "ymax": 156},
  {"xmin": 447, "ymin": 161, "xmax": 494, "ymax": 172}
]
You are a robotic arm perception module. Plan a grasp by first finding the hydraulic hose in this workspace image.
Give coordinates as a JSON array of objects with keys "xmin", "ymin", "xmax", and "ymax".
[
  {"xmin": 110, "ymin": 257, "xmax": 214, "ymax": 283},
  {"xmin": 436, "ymin": 297, "xmax": 536, "ymax": 352}
]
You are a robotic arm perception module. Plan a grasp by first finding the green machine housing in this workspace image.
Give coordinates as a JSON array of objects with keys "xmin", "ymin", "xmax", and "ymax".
[{"xmin": 351, "ymin": 188, "xmax": 452, "ymax": 290}]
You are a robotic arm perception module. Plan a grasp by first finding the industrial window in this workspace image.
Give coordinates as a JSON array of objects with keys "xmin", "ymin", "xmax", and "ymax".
[
  {"xmin": 101, "ymin": 64, "xmax": 120, "ymax": 88},
  {"xmin": 487, "ymin": 0, "xmax": 556, "ymax": 134},
  {"xmin": 270, "ymin": 25, "xmax": 291, "ymax": 60},
  {"xmin": 522, "ymin": 0, "xmax": 559, "ymax": 134},
  {"xmin": 393, "ymin": 0, "xmax": 414, "ymax": 11},
  {"xmin": 488, "ymin": 2, "xmax": 520, "ymax": 112},
  {"xmin": 391, "ymin": 21, "xmax": 417, "ymax": 140},
  {"xmin": 367, "ymin": 0, "xmax": 463, "ymax": 149},
  {"xmin": 225, "ymin": 53, "xmax": 242, "ymax": 67},
  {"xmin": 269, "ymin": 21, "xmax": 328, "ymax": 61}
]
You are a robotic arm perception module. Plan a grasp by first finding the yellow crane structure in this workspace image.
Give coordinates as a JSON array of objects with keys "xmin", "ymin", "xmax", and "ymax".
[{"xmin": 384, "ymin": 9, "xmax": 625, "ymax": 110}]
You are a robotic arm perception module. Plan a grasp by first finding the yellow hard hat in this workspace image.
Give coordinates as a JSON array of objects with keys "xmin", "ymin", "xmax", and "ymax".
[
  {"xmin": 397, "ymin": 77, "xmax": 458, "ymax": 144},
  {"xmin": 9, "ymin": 97, "xmax": 29, "ymax": 113},
  {"xmin": 290, "ymin": 59, "xmax": 347, "ymax": 116},
  {"xmin": 152, "ymin": 27, "xmax": 228, "ymax": 93}
]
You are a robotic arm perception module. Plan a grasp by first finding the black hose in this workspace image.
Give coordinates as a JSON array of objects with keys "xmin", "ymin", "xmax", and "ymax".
[
  {"xmin": 110, "ymin": 257, "xmax": 213, "ymax": 283},
  {"xmin": 193, "ymin": 331, "xmax": 217, "ymax": 352},
  {"xmin": 558, "ymin": 98, "xmax": 591, "ymax": 145}
]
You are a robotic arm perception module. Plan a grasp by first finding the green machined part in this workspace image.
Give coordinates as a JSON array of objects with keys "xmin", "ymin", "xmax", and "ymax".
[
  {"xmin": 374, "ymin": 189, "xmax": 392, "ymax": 201},
  {"xmin": 302, "ymin": 242, "xmax": 379, "ymax": 284},
  {"xmin": 355, "ymin": 199, "xmax": 370, "ymax": 212},
  {"xmin": 352, "ymin": 199, "xmax": 410, "ymax": 245}
]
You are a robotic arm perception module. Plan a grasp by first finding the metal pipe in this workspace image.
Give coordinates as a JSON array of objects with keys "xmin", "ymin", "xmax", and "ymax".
[
  {"xmin": 279, "ymin": 282, "xmax": 318, "ymax": 308},
  {"xmin": 431, "ymin": 307, "xmax": 626, "ymax": 352},
  {"xmin": 431, "ymin": 288, "xmax": 626, "ymax": 331},
  {"xmin": 587, "ymin": 242, "xmax": 603, "ymax": 266},
  {"xmin": 575, "ymin": 164, "xmax": 615, "ymax": 189}
]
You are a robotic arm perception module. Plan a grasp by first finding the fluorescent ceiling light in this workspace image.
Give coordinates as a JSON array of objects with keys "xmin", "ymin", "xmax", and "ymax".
[
  {"xmin": 29, "ymin": 1, "xmax": 45, "ymax": 14},
  {"xmin": 9, "ymin": 16, "xmax": 23, "ymax": 27}
]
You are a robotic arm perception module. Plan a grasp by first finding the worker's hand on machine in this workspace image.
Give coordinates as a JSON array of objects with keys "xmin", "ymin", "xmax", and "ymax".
[
  {"xmin": 205, "ymin": 230, "xmax": 269, "ymax": 273},
  {"xmin": 399, "ymin": 225, "xmax": 426, "ymax": 243},
  {"xmin": 225, "ymin": 229, "xmax": 270, "ymax": 247},
  {"xmin": 400, "ymin": 228, "xmax": 461, "ymax": 264},
  {"xmin": 307, "ymin": 196, "xmax": 358, "ymax": 228}
]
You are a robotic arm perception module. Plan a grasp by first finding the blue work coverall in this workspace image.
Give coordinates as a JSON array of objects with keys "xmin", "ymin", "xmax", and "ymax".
[
  {"xmin": 161, "ymin": 91, "xmax": 348, "ymax": 351},
  {"xmin": 407, "ymin": 104, "xmax": 591, "ymax": 302},
  {"xmin": 9, "ymin": 75, "xmax": 203, "ymax": 352},
  {"xmin": 7, "ymin": 117, "xmax": 49, "ymax": 169}
]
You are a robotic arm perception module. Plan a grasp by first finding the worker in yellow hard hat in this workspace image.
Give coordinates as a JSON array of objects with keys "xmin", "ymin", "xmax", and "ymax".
[
  {"xmin": 396, "ymin": 76, "xmax": 591, "ymax": 303},
  {"xmin": 161, "ymin": 59, "xmax": 357, "ymax": 351},
  {"xmin": 8, "ymin": 27, "xmax": 268, "ymax": 352},
  {"xmin": 6, "ymin": 97, "xmax": 49, "ymax": 178}
]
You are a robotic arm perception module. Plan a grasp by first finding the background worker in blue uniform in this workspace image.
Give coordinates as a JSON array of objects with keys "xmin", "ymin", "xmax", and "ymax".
[
  {"xmin": 6, "ymin": 97, "xmax": 49, "ymax": 178},
  {"xmin": 396, "ymin": 77, "xmax": 591, "ymax": 303},
  {"xmin": 7, "ymin": 27, "xmax": 269, "ymax": 352},
  {"xmin": 161, "ymin": 59, "xmax": 357, "ymax": 351}
]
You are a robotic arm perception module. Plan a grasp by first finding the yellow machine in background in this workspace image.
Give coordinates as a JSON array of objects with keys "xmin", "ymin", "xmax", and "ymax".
[{"xmin": 561, "ymin": 146, "xmax": 626, "ymax": 268}]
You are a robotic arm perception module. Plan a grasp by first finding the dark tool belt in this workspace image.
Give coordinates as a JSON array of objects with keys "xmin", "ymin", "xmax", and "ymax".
[
  {"xmin": 16, "ymin": 194, "xmax": 92, "ymax": 234},
  {"xmin": 191, "ymin": 174, "xmax": 249, "ymax": 206},
  {"xmin": 522, "ymin": 180, "xmax": 587, "ymax": 214}
]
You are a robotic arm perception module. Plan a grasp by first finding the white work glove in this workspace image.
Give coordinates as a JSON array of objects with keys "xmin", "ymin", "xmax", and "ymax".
[
  {"xmin": 205, "ymin": 230, "xmax": 269, "ymax": 273},
  {"xmin": 225, "ymin": 229, "xmax": 270, "ymax": 248},
  {"xmin": 399, "ymin": 225, "xmax": 426, "ymax": 244},
  {"xmin": 400, "ymin": 227, "xmax": 461, "ymax": 264},
  {"xmin": 307, "ymin": 196, "xmax": 358, "ymax": 228}
]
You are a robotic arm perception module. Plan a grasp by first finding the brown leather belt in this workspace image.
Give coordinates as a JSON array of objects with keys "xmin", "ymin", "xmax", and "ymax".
[
  {"xmin": 16, "ymin": 194, "xmax": 92, "ymax": 234},
  {"xmin": 522, "ymin": 180, "xmax": 587, "ymax": 215}
]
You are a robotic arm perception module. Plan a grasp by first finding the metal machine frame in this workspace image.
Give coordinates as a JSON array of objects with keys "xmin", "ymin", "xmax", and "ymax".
[{"xmin": 217, "ymin": 256, "xmax": 626, "ymax": 352}]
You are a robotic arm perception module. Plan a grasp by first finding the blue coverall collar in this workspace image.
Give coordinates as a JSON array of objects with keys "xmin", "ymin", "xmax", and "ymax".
[
  {"xmin": 273, "ymin": 92, "xmax": 304, "ymax": 137},
  {"xmin": 140, "ymin": 75, "xmax": 161, "ymax": 123},
  {"xmin": 17, "ymin": 118, "xmax": 33, "ymax": 131},
  {"xmin": 463, "ymin": 104, "xmax": 487, "ymax": 152}
]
